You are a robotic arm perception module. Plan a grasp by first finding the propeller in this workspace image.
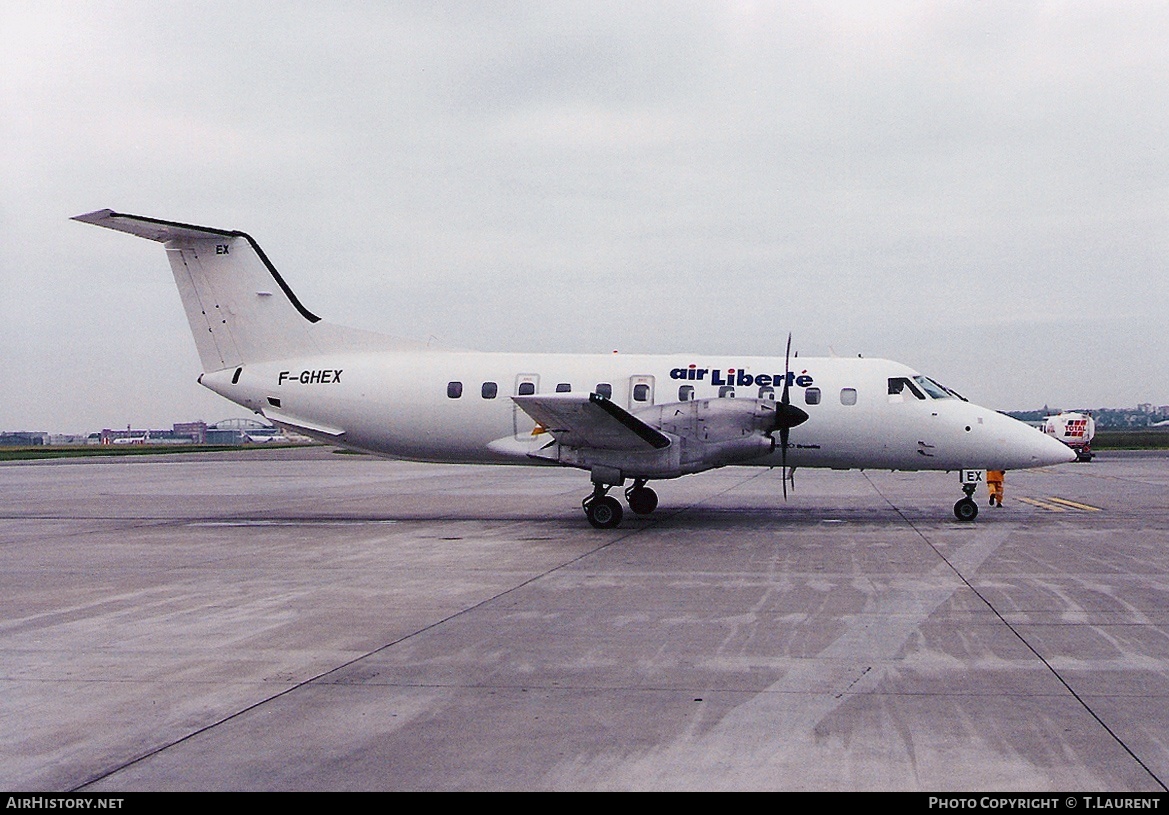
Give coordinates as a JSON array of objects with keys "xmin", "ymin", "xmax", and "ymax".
[{"xmin": 770, "ymin": 333, "xmax": 809, "ymax": 499}]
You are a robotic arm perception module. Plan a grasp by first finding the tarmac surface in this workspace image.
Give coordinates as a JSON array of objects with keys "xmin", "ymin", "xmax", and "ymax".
[{"xmin": 2, "ymin": 447, "xmax": 1167, "ymax": 791}]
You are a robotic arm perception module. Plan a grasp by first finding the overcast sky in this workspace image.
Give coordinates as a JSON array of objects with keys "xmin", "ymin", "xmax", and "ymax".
[{"xmin": 2, "ymin": 2, "xmax": 1167, "ymax": 433}]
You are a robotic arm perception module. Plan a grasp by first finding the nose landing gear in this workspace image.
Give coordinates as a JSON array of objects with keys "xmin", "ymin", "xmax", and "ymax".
[{"xmin": 954, "ymin": 483, "xmax": 979, "ymax": 521}]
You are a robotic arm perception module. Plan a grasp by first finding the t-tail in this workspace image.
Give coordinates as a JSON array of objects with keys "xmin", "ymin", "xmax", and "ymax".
[{"xmin": 72, "ymin": 209, "xmax": 418, "ymax": 371}]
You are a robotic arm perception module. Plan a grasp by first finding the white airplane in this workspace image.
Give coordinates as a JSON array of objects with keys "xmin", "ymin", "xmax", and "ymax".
[{"xmin": 74, "ymin": 209, "xmax": 1075, "ymax": 527}]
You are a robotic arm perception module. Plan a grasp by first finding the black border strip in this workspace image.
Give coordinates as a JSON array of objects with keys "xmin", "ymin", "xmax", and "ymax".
[
  {"xmin": 107, "ymin": 211, "xmax": 322, "ymax": 324},
  {"xmin": 589, "ymin": 392, "xmax": 671, "ymax": 449}
]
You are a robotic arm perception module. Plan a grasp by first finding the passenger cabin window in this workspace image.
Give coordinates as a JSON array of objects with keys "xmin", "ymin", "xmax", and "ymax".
[
  {"xmin": 482, "ymin": 382, "xmax": 498, "ymax": 399},
  {"xmin": 447, "ymin": 381, "xmax": 463, "ymax": 399},
  {"xmin": 556, "ymin": 383, "xmax": 572, "ymax": 393},
  {"xmin": 595, "ymin": 383, "xmax": 612, "ymax": 399},
  {"xmin": 678, "ymin": 385, "xmax": 694, "ymax": 401},
  {"xmin": 633, "ymin": 384, "xmax": 650, "ymax": 402},
  {"xmin": 840, "ymin": 387, "xmax": 857, "ymax": 406},
  {"xmin": 805, "ymin": 387, "xmax": 821, "ymax": 405},
  {"xmin": 718, "ymin": 386, "xmax": 735, "ymax": 398},
  {"xmin": 759, "ymin": 386, "xmax": 775, "ymax": 401},
  {"xmin": 517, "ymin": 381, "xmax": 536, "ymax": 396}
]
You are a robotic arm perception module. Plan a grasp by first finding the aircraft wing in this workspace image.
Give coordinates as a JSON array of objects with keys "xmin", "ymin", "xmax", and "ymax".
[{"xmin": 513, "ymin": 393, "xmax": 671, "ymax": 451}]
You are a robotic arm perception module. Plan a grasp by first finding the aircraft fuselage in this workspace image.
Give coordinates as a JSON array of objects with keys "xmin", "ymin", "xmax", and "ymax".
[{"xmin": 199, "ymin": 350, "xmax": 1068, "ymax": 473}]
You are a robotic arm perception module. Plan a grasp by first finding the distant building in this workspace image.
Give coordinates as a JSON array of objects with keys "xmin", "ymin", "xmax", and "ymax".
[
  {"xmin": 5, "ymin": 418, "xmax": 304, "ymax": 448},
  {"xmin": 99, "ymin": 422, "xmax": 207, "ymax": 445},
  {"xmin": 205, "ymin": 427, "xmax": 245, "ymax": 445},
  {"xmin": 0, "ymin": 431, "xmax": 48, "ymax": 446},
  {"xmin": 172, "ymin": 421, "xmax": 208, "ymax": 444},
  {"xmin": 48, "ymin": 434, "xmax": 93, "ymax": 445},
  {"xmin": 206, "ymin": 418, "xmax": 282, "ymax": 444}
]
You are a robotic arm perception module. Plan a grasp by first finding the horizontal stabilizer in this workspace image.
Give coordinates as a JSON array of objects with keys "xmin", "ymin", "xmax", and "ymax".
[
  {"xmin": 72, "ymin": 210, "xmax": 238, "ymax": 243},
  {"xmin": 264, "ymin": 408, "xmax": 346, "ymax": 439}
]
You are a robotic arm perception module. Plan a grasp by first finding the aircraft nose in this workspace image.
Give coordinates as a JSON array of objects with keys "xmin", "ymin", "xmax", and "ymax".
[
  {"xmin": 1023, "ymin": 424, "xmax": 1078, "ymax": 466},
  {"xmin": 985, "ymin": 411, "xmax": 1078, "ymax": 469}
]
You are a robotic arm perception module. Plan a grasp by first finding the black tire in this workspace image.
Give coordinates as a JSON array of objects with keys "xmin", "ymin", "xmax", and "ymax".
[
  {"xmin": 586, "ymin": 496, "xmax": 623, "ymax": 529},
  {"xmin": 627, "ymin": 486, "xmax": 658, "ymax": 516},
  {"xmin": 954, "ymin": 497, "xmax": 979, "ymax": 522}
]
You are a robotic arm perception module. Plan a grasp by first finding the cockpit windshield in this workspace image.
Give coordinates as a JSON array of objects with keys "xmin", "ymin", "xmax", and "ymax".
[
  {"xmin": 912, "ymin": 375, "xmax": 967, "ymax": 401},
  {"xmin": 888, "ymin": 377, "xmax": 926, "ymax": 399}
]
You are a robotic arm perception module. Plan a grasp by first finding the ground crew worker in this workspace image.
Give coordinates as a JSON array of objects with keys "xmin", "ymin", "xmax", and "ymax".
[{"xmin": 987, "ymin": 470, "xmax": 1005, "ymax": 507}]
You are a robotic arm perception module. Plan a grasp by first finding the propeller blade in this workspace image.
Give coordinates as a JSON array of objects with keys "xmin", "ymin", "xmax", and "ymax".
[
  {"xmin": 775, "ymin": 332, "xmax": 808, "ymax": 500},
  {"xmin": 781, "ymin": 333, "xmax": 792, "ymax": 407},
  {"xmin": 780, "ymin": 425, "xmax": 789, "ymax": 499}
]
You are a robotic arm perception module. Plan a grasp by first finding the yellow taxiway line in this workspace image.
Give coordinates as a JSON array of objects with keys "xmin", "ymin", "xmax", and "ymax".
[
  {"xmin": 1015, "ymin": 496, "xmax": 1103, "ymax": 512},
  {"xmin": 1045, "ymin": 497, "xmax": 1103, "ymax": 512},
  {"xmin": 1016, "ymin": 497, "xmax": 1067, "ymax": 512}
]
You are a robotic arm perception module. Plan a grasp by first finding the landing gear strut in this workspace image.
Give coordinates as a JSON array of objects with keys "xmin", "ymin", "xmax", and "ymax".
[
  {"xmin": 954, "ymin": 483, "xmax": 979, "ymax": 522},
  {"xmin": 583, "ymin": 483, "xmax": 623, "ymax": 529},
  {"xmin": 625, "ymin": 480, "xmax": 658, "ymax": 516}
]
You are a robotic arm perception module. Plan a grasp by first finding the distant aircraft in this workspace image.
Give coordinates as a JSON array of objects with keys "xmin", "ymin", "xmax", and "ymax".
[{"xmin": 74, "ymin": 209, "xmax": 1075, "ymax": 527}]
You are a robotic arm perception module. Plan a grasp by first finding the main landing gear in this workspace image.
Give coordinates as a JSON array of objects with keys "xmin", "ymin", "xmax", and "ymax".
[
  {"xmin": 583, "ymin": 478, "xmax": 658, "ymax": 528},
  {"xmin": 626, "ymin": 480, "xmax": 658, "ymax": 516},
  {"xmin": 583, "ymin": 487, "xmax": 623, "ymax": 529},
  {"xmin": 954, "ymin": 483, "xmax": 979, "ymax": 522}
]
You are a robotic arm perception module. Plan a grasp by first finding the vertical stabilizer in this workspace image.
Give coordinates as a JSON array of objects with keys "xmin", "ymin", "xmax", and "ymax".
[{"xmin": 73, "ymin": 210, "xmax": 325, "ymax": 370}]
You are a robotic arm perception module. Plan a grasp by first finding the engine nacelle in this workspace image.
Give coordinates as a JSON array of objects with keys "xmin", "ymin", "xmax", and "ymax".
[{"xmin": 530, "ymin": 397, "xmax": 779, "ymax": 480}]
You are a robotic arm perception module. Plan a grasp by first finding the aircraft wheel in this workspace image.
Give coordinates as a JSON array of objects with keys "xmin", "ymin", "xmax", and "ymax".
[
  {"xmin": 627, "ymin": 486, "xmax": 658, "ymax": 516},
  {"xmin": 586, "ymin": 496, "xmax": 623, "ymax": 529},
  {"xmin": 954, "ymin": 497, "xmax": 979, "ymax": 522}
]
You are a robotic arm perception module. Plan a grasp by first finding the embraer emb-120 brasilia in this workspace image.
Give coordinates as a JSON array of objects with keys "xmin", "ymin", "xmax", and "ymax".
[{"xmin": 74, "ymin": 209, "xmax": 1075, "ymax": 527}]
